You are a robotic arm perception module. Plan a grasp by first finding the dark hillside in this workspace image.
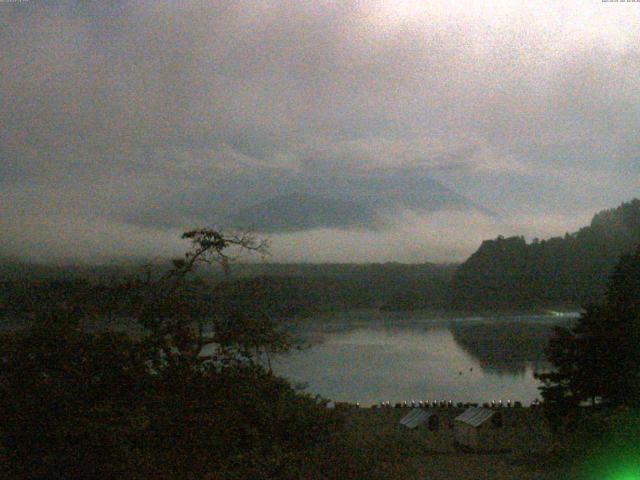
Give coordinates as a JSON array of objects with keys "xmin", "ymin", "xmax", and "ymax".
[{"xmin": 448, "ymin": 199, "xmax": 640, "ymax": 311}]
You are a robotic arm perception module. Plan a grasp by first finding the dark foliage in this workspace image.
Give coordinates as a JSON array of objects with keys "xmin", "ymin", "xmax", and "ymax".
[
  {"xmin": 0, "ymin": 262, "xmax": 458, "ymax": 319},
  {"xmin": 449, "ymin": 199, "xmax": 640, "ymax": 311},
  {"xmin": 0, "ymin": 313, "xmax": 341, "ymax": 479},
  {"xmin": 537, "ymin": 245, "xmax": 640, "ymax": 429},
  {"xmin": 0, "ymin": 230, "xmax": 358, "ymax": 480},
  {"xmin": 0, "ymin": 314, "xmax": 155, "ymax": 479},
  {"xmin": 450, "ymin": 321, "xmax": 565, "ymax": 373}
]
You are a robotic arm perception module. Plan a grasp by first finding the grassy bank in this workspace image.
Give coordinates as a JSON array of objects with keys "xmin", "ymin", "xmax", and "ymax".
[{"xmin": 339, "ymin": 406, "xmax": 564, "ymax": 479}]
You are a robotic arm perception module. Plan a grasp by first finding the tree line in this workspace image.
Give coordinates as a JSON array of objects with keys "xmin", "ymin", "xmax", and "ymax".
[
  {"xmin": 536, "ymin": 244, "xmax": 640, "ymax": 476},
  {"xmin": 447, "ymin": 199, "xmax": 640, "ymax": 312},
  {"xmin": 2, "ymin": 200, "xmax": 638, "ymax": 320},
  {"xmin": 0, "ymin": 230, "xmax": 414, "ymax": 479}
]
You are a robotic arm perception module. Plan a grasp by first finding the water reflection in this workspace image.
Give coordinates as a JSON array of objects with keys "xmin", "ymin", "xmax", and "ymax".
[
  {"xmin": 272, "ymin": 309, "xmax": 577, "ymax": 406},
  {"xmin": 449, "ymin": 320, "xmax": 574, "ymax": 375}
]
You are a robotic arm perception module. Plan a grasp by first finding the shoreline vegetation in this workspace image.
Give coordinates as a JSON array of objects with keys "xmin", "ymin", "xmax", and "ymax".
[
  {"xmin": 2, "ymin": 199, "xmax": 637, "ymax": 318},
  {"xmin": 4, "ymin": 2, "xmax": 640, "ymax": 476},
  {"xmin": 0, "ymin": 201, "xmax": 638, "ymax": 478}
]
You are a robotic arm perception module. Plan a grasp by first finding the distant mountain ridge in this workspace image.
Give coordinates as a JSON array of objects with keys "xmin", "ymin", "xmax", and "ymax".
[
  {"xmin": 223, "ymin": 170, "xmax": 494, "ymax": 232},
  {"xmin": 227, "ymin": 193, "xmax": 373, "ymax": 232},
  {"xmin": 0, "ymin": 261, "xmax": 458, "ymax": 317},
  {"xmin": 4, "ymin": 200, "xmax": 638, "ymax": 315},
  {"xmin": 115, "ymin": 163, "xmax": 495, "ymax": 233}
]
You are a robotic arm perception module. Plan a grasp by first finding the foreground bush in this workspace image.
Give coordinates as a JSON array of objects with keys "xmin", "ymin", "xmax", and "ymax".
[
  {"xmin": 0, "ymin": 315, "xmax": 346, "ymax": 480},
  {"xmin": 0, "ymin": 229, "xmax": 420, "ymax": 479}
]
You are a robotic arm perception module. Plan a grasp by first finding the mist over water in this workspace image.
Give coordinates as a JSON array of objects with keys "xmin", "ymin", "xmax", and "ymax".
[{"xmin": 272, "ymin": 310, "xmax": 577, "ymax": 406}]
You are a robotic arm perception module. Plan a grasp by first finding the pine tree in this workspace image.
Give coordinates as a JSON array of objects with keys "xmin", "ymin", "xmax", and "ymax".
[{"xmin": 538, "ymin": 245, "xmax": 640, "ymax": 427}]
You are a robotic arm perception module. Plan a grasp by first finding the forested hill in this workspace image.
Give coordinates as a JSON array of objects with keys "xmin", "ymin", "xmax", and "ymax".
[
  {"xmin": 448, "ymin": 199, "xmax": 640, "ymax": 311},
  {"xmin": 3, "ymin": 200, "xmax": 639, "ymax": 315},
  {"xmin": 0, "ymin": 261, "xmax": 457, "ymax": 317}
]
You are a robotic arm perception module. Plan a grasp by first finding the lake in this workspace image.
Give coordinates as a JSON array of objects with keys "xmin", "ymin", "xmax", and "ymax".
[{"xmin": 271, "ymin": 309, "xmax": 578, "ymax": 407}]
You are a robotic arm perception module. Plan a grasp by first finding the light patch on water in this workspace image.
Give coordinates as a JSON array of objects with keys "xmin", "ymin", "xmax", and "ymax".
[{"xmin": 272, "ymin": 310, "xmax": 570, "ymax": 405}]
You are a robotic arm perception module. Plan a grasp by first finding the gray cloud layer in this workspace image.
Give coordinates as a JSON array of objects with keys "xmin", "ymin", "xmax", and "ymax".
[{"xmin": 1, "ymin": 1, "xmax": 639, "ymax": 263}]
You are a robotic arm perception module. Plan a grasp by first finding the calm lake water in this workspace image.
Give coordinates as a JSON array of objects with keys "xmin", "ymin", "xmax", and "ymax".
[{"xmin": 271, "ymin": 309, "xmax": 578, "ymax": 407}]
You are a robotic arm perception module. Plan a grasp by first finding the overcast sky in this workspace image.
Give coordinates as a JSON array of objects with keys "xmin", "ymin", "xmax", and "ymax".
[{"xmin": 1, "ymin": 0, "xmax": 639, "ymax": 264}]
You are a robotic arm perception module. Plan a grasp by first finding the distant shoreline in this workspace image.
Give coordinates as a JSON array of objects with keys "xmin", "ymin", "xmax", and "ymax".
[{"xmin": 379, "ymin": 305, "xmax": 582, "ymax": 317}]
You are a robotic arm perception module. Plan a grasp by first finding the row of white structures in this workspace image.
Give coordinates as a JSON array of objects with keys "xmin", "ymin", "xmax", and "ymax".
[{"xmin": 399, "ymin": 406, "xmax": 506, "ymax": 452}]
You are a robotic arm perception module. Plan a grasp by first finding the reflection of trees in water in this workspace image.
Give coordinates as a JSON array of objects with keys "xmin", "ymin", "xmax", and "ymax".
[
  {"xmin": 449, "ymin": 321, "xmax": 571, "ymax": 375},
  {"xmin": 480, "ymin": 362, "xmax": 528, "ymax": 376},
  {"xmin": 480, "ymin": 359, "xmax": 550, "ymax": 377},
  {"xmin": 285, "ymin": 313, "xmax": 574, "ymax": 376}
]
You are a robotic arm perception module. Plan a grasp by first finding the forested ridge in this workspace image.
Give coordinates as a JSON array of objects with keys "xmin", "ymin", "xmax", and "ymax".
[
  {"xmin": 0, "ymin": 263, "xmax": 457, "ymax": 319},
  {"xmin": 1, "ymin": 199, "xmax": 639, "ymax": 315},
  {"xmin": 447, "ymin": 199, "xmax": 640, "ymax": 311}
]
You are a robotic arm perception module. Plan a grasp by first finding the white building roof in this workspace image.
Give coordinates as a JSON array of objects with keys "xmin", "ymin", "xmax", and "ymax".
[
  {"xmin": 454, "ymin": 407, "xmax": 495, "ymax": 427},
  {"xmin": 399, "ymin": 408, "xmax": 436, "ymax": 429}
]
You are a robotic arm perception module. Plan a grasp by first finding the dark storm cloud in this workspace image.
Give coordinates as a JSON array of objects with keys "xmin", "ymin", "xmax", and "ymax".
[{"xmin": 1, "ymin": 0, "xmax": 639, "ymax": 262}]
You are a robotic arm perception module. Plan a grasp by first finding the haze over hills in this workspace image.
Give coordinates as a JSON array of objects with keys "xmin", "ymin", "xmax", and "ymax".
[
  {"xmin": 228, "ymin": 193, "xmax": 372, "ymax": 232},
  {"xmin": 224, "ymin": 171, "xmax": 493, "ymax": 233},
  {"xmin": 2, "ymin": 199, "xmax": 638, "ymax": 315},
  {"xmin": 3, "ymin": 0, "xmax": 639, "ymax": 264},
  {"xmin": 3, "ymin": 3, "xmax": 640, "ymax": 477}
]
